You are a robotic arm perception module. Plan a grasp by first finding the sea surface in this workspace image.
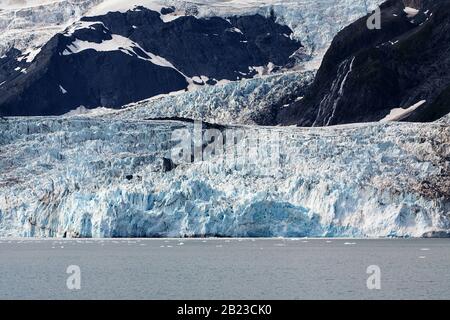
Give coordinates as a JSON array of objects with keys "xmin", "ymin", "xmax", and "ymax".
[{"xmin": 0, "ymin": 238, "xmax": 449, "ymax": 300}]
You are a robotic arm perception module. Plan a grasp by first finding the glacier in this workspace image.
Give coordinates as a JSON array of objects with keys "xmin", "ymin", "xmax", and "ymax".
[
  {"xmin": 0, "ymin": 117, "xmax": 448, "ymax": 238},
  {"xmin": 1, "ymin": 0, "xmax": 448, "ymax": 239},
  {"xmin": 1, "ymin": 0, "xmax": 384, "ymax": 67},
  {"xmin": 102, "ymin": 71, "xmax": 315, "ymax": 125},
  {"xmin": 83, "ymin": 0, "xmax": 385, "ymax": 65},
  {"xmin": 0, "ymin": 0, "xmax": 103, "ymax": 57},
  {"xmin": 188, "ymin": 0, "xmax": 384, "ymax": 67}
]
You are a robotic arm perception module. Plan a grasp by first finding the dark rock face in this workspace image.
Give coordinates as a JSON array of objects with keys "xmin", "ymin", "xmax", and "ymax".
[
  {"xmin": 81, "ymin": 7, "xmax": 299, "ymax": 80},
  {"xmin": 0, "ymin": 48, "xmax": 29, "ymax": 87},
  {"xmin": 162, "ymin": 157, "xmax": 176, "ymax": 173},
  {"xmin": 0, "ymin": 7, "xmax": 301, "ymax": 116},
  {"xmin": 160, "ymin": 7, "xmax": 176, "ymax": 15},
  {"xmin": 422, "ymin": 231, "xmax": 450, "ymax": 238},
  {"xmin": 277, "ymin": 0, "xmax": 450, "ymax": 126}
]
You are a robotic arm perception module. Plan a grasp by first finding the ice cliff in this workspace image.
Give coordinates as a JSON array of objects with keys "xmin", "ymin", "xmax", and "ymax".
[{"xmin": 0, "ymin": 117, "xmax": 448, "ymax": 238}]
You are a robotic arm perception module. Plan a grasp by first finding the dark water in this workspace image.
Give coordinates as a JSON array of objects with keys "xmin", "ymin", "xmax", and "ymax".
[{"xmin": 0, "ymin": 238, "xmax": 449, "ymax": 300}]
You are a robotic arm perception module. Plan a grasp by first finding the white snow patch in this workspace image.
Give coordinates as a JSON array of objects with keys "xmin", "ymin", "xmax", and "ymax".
[
  {"xmin": 0, "ymin": 0, "xmax": 67, "ymax": 10},
  {"xmin": 251, "ymin": 62, "xmax": 276, "ymax": 77},
  {"xmin": 64, "ymin": 21, "xmax": 107, "ymax": 36},
  {"xmin": 59, "ymin": 85, "xmax": 67, "ymax": 94},
  {"xmin": 227, "ymin": 27, "xmax": 243, "ymax": 34},
  {"xmin": 86, "ymin": 0, "xmax": 165, "ymax": 16},
  {"xmin": 86, "ymin": 0, "xmax": 185, "ymax": 23},
  {"xmin": 25, "ymin": 47, "xmax": 42, "ymax": 63},
  {"xmin": 0, "ymin": 0, "xmax": 74, "ymax": 10},
  {"xmin": 62, "ymin": 34, "xmax": 178, "ymax": 70},
  {"xmin": 63, "ymin": 105, "xmax": 115, "ymax": 117},
  {"xmin": 380, "ymin": 100, "xmax": 426, "ymax": 122},
  {"xmin": 192, "ymin": 76, "xmax": 204, "ymax": 83},
  {"xmin": 404, "ymin": 7, "xmax": 419, "ymax": 18}
]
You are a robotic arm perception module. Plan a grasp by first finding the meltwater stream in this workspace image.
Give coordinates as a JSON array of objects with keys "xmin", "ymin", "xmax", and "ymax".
[{"xmin": 0, "ymin": 238, "xmax": 449, "ymax": 299}]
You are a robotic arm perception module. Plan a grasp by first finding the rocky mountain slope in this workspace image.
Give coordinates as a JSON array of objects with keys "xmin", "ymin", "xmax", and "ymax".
[
  {"xmin": 0, "ymin": 6, "xmax": 302, "ymax": 116},
  {"xmin": 277, "ymin": 0, "xmax": 450, "ymax": 126},
  {"xmin": 0, "ymin": 0, "xmax": 383, "ymax": 117}
]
